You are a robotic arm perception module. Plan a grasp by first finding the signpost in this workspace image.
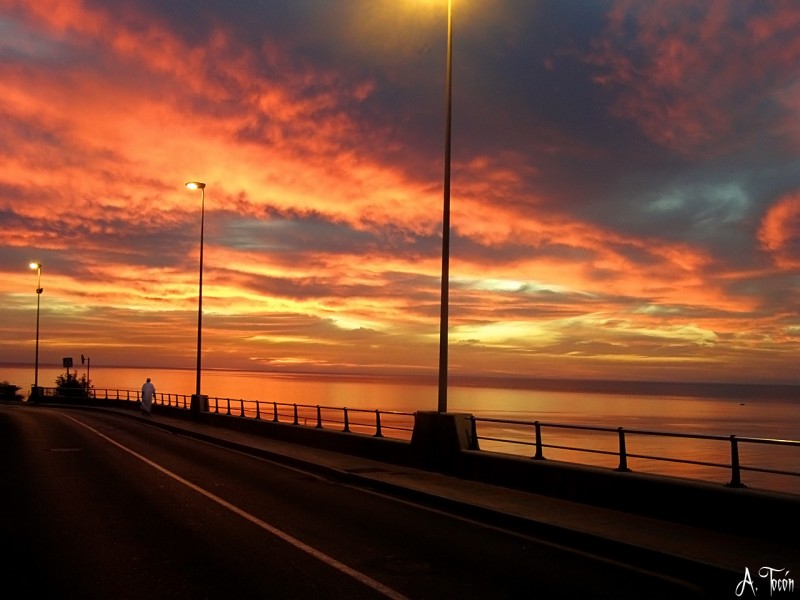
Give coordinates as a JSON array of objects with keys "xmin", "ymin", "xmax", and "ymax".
[{"xmin": 81, "ymin": 354, "xmax": 90, "ymax": 387}]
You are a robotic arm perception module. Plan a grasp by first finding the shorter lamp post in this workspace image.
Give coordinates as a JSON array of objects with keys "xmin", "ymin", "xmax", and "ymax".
[
  {"xmin": 185, "ymin": 181, "xmax": 209, "ymax": 415},
  {"xmin": 29, "ymin": 262, "xmax": 43, "ymax": 400}
]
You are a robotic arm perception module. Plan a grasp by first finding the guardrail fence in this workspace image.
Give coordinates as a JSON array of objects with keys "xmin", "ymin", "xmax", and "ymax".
[
  {"xmin": 469, "ymin": 416, "xmax": 800, "ymax": 495},
  {"xmin": 205, "ymin": 396, "xmax": 414, "ymax": 440},
  {"xmin": 31, "ymin": 386, "xmax": 799, "ymax": 495}
]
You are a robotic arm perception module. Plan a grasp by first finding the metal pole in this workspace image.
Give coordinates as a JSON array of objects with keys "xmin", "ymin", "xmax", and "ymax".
[
  {"xmin": 437, "ymin": 0, "xmax": 453, "ymax": 414},
  {"xmin": 196, "ymin": 186, "xmax": 205, "ymax": 398},
  {"xmin": 616, "ymin": 427, "xmax": 630, "ymax": 472},
  {"xmin": 34, "ymin": 286, "xmax": 41, "ymax": 388},
  {"xmin": 727, "ymin": 435, "xmax": 745, "ymax": 488},
  {"xmin": 33, "ymin": 264, "xmax": 42, "ymax": 394},
  {"xmin": 533, "ymin": 421, "xmax": 544, "ymax": 460}
]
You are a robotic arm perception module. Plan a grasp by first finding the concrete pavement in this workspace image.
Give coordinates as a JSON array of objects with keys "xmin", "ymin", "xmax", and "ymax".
[{"xmin": 110, "ymin": 407, "xmax": 799, "ymax": 590}]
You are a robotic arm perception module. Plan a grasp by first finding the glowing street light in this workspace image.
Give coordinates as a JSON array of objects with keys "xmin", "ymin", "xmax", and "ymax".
[
  {"xmin": 29, "ymin": 262, "xmax": 43, "ymax": 399},
  {"xmin": 185, "ymin": 181, "xmax": 208, "ymax": 413},
  {"xmin": 436, "ymin": 0, "xmax": 454, "ymax": 413}
]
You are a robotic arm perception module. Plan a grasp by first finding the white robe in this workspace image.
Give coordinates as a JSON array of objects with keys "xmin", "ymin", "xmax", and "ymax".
[{"xmin": 141, "ymin": 381, "xmax": 156, "ymax": 412}]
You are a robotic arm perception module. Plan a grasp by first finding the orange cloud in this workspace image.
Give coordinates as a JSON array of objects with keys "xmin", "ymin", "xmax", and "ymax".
[
  {"xmin": 759, "ymin": 193, "xmax": 800, "ymax": 268},
  {"xmin": 591, "ymin": 0, "xmax": 800, "ymax": 155}
]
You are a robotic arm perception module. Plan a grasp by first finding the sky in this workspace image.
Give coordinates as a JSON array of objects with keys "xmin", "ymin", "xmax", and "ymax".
[{"xmin": 1, "ymin": 0, "xmax": 799, "ymax": 387}]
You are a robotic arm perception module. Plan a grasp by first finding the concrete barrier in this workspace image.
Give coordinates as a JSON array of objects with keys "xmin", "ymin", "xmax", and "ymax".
[{"xmin": 454, "ymin": 448, "xmax": 799, "ymax": 542}]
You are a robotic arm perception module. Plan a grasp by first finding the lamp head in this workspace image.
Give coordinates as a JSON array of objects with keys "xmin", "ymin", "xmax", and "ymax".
[
  {"xmin": 29, "ymin": 262, "xmax": 41, "ymax": 270},
  {"xmin": 185, "ymin": 181, "xmax": 206, "ymax": 190}
]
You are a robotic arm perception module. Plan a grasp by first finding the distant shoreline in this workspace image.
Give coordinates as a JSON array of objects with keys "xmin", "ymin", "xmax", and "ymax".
[{"xmin": 3, "ymin": 363, "xmax": 798, "ymax": 400}]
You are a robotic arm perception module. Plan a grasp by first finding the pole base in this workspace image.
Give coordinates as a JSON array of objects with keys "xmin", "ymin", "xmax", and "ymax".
[
  {"xmin": 190, "ymin": 394, "xmax": 208, "ymax": 415},
  {"xmin": 410, "ymin": 411, "xmax": 476, "ymax": 470}
]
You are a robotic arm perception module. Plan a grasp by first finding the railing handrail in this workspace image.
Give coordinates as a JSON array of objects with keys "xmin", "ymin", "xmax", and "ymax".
[
  {"xmin": 35, "ymin": 386, "xmax": 799, "ymax": 493},
  {"xmin": 472, "ymin": 415, "xmax": 800, "ymax": 446},
  {"xmin": 36, "ymin": 386, "xmax": 798, "ymax": 444},
  {"xmin": 196, "ymin": 395, "xmax": 414, "ymax": 439},
  {"xmin": 470, "ymin": 415, "xmax": 800, "ymax": 491}
]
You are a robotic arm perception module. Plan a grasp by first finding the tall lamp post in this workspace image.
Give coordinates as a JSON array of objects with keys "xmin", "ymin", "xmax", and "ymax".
[
  {"xmin": 185, "ymin": 181, "xmax": 208, "ymax": 414},
  {"xmin": 437, "ymin": 0, "xmax": 454, "ymax": 414},
  {"xmin": 29, "ymin": 262, "xmax": 43, "ymax": 399}
]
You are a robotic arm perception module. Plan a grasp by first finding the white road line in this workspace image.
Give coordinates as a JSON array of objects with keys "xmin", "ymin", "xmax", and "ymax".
[{"xmin": 65, "ymin": 413, "xmax": 409, "ymax": 600}]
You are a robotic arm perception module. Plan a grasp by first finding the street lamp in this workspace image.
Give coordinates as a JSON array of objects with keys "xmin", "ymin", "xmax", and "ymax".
[
  {"xmin": 437, "ymin": 0, "xmax": 454, "ymax": 413},
  {"xmin": 29, "ymin": 262, "xmax": 43, "ymax": 399},
  {"xmin": 185, "ymin": 181, "xmax": 208, "ymax": 414}
]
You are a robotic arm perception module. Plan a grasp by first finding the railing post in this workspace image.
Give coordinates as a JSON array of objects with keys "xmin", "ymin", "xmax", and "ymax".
[
  {"xmin": 225, "ymin": 398, "xmax": 231, "ymax": 416},
  {"xmin": 615, "ymin": 427, "xmax": 631, "ymax": 472},
  {"xmin": 374, "ymin": 409, "xmax": 383, "ymax": 437},
  {"xmin": 343, "ymin": 407, "xmax": 350, "ymax": 433},
  {"xmin": 533, "ymin": 421, "xmax": 545, "ymax": 460},
  {"xmin": 293, "ymin": 404, "xmax": 299, "ymax": 425},
  {"xmin": 468, "ymin": 415, "xmax": 479, "ymax": 450},
  {"xmin": 316, "ymin": 405, "xmax": 323, "ymax": 428},
  {"xmin": 273, "ymin": 402, "xmax": 279, "ymax": 423},
  {"xmin": 240, "ymin": 399, "xmax": 246, "ymax": 418},
  {"xmin": 255, "ymin": 400, "xmax": 261, "ymax": 420},
  {"xmin": 727, "ymin": 435, "xmax": 746, "ymax": 488}
]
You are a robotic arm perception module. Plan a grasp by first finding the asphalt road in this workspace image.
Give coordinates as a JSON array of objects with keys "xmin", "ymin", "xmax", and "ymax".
[{"xmin": 0, "ymin": 405, "xmax": 710, "ymax": 599}]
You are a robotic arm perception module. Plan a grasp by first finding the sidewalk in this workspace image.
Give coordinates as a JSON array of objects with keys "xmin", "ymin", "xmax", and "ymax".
[{"xmin": 121, "ymin": 408, "xmax": 799, "ymax": 587}]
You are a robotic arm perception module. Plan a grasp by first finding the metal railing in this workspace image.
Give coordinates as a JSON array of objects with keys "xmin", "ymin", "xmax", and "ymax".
[
  {"xmin": 33, "ymin": 387, "xmax": 799, "ymax": 493},
  {"xmin": 155, "ymin": 392, "xmax": 192, "ymax": 409},
  {"xmin": 470, "ymin": 416, "xmax": 800, "ymax": 491},
  {"xmin": 37, "ymin": 387, "xmax": 194, "ymax": 410},
  {"xmin": 38, "ymin": 388, "xmax": 413, "ymax": 439},
  {"xmin": 206, "ymin": 397, "xmax": 414, "ymax": 439},
  {"xmin": 82, "ymin": 388, "xmax": 193, "ymax": 409}
]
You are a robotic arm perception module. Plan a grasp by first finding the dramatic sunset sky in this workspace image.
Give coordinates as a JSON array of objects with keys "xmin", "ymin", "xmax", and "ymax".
[{"xmin": 1, "ymin": 0, "xmax": 799, "ymax": 385}]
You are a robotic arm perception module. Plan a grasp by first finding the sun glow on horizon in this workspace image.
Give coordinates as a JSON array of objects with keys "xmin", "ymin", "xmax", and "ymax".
[{"xmin": 1, "ymin": 1, "xmax": 799, "ymax": 385}]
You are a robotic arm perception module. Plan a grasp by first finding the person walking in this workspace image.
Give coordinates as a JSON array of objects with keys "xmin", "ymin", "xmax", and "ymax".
[{"xmin": 141, "ymin": 377, "xmax": 156, "ymax": 416}]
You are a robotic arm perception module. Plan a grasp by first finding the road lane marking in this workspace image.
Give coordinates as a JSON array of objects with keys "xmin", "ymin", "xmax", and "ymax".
[{"xmin": 64, "ymin": 413, "xmax": 409, "ymax": 600}]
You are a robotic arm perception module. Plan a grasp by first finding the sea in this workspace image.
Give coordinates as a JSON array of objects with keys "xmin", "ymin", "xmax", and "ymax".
[{"xmin": 3, "ymin": 364, "xmax": 799, "ymax": 495}]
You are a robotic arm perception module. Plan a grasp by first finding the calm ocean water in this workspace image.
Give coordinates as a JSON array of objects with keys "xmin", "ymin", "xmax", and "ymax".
[{"xmin": 4, "ymin": 364, "xmax": 799, "ymax": 494}]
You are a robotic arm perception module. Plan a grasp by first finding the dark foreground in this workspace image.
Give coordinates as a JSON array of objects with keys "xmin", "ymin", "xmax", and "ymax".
[{"xmin": 0, "ymin": 404, "xmax": 789, "ymax": 599}]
